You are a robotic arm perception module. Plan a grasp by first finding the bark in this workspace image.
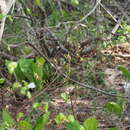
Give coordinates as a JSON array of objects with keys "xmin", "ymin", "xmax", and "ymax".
[{"xmin": 0, "ymin": 0, "xmax": 15, "ymax": 43}]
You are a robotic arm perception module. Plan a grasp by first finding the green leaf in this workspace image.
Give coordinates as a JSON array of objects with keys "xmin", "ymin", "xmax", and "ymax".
[
  {"xmin": 33, "ymin": 102, "xmax": 41, "ymax": 109},
  {"xmin": 33, "ymin": 57, "xmax": 44, "ymax": 79},
  {"xmin": 48, "ymin": 11, "xmax": 60, "ymax": 26},
  {"xmin": 12, "ymin": 82, "xmax": 21, "ymax": 90},
  {"xmin": 19, "ymin": 59, "xmax": 35, "ymax": 82},
  {"xmin": 35, "ymin": 0, "xmax": 41, "ymax": 6},
  {"xmin": 26, "ymin": 8, "xmax": 32, "ymax": 15},
  {"xmin": 2, "ymin": 110, "xmax": 15, "ymax": 126},
  {"xmin": 34, "ymin": 112, "xmax": 50, "ymax": 130},
  {"xmin": 71, "ymin": 0, "xmax": 79, "ymax": 5},
  {"xmin": 61, "ymin": 93, "xmax": 69, "ymax": 103},
  {"xmin": 83, "ymin": 117, "xmax": 98, "ymax": 130},
  {"xmin": 109, "ymin": 128, "xmax": 118, "ymax": 130},
  {"xmin": 118, "ymin": 66, "xmax": 130, "ymax": 81},
  {"xmin": 20, "ymin": 86, "xmax": 28, "ymax": 95},
  {"xmin": 27, "ymin": 91, "xmax": 32, "ymax": 98},
  {"xmin": 33, "ymin": 57, "xmax": 45, "ymax": 87},
  {"xmin": 67, "ymin": 120, "xmax": 82, "ymax": 130},
  {"xmin": 18, "ymin": 120, "xmax": 32, "ymax": 130},
  {"xmin": 17, "ymin": 112, "xmax": 24, "ymax": 120},
  {"xmin": 0, "ymin": 78, "xmax": 5, "ymax": 84},
  {"xmin": 105, "ymin": 102, "xmax": 123, "ymax": 117},
  {"xmin": 5, "ymin": 60, "xmax": 17, "ymax": 74},
  {"xmin": 15, "ymin": 63, "xmax": 26, "ymax": 81},
  {"xmin": 0, "ymin": 126, "xmax": 5, "ymax": 130},
  {"xmin": 67, "ymin": 115, "xmax": 75, "ymax": 122},
  {"xmin": 126, "ymin": 25, "xmax": 130, "ymax": 32},
  {"xmin": 0, "ymin": 13, "xmax": 7, "ymax": 19},
  {"xmin": 8, "ymin": 15, "xmax": 13, "ymax": 22},
  {"xmin": 55, "ymin": 113, "xmax": 66, "ymax": 124},
  {"xmin": 42, "ymin": 62, "xmax": 52, "ymax": 80},
  {"xmin": 0, "ymin": 127, "xmax": 6, "ymax": 130}
]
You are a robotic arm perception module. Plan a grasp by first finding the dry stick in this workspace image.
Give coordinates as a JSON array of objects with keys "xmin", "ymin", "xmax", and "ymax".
[
  {"xmin": 27, "ymin": 42, "xmax": 130, "ymax": 99},
  {"xmin": 100, "ymin": 3, "xmax": 117, "ymax": 22},
  {"xmin": 107, "ymin": 16, "xmax": 123, "ymax": 40}
]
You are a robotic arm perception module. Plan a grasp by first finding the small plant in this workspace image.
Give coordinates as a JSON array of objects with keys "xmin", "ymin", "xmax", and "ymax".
[
  {"xmin": 54, "ymin": 112, "xmax": 99, "ymax": 130},
  {"xmin": 105, "ymin": 101, "xmax": 123, "ymax": 117},
  {"xmin": 105, "ymin": 91, "xmax": 125, "ymax": 118},
  {"xmin": 0, "ymin": 109, "xmax": 16, "ymax": 130},
  {"xmin": 5, "ymin": 57, "xmax": 53, "ymax": 98},
  {"xmin": 6, "ymin": 57, "xmax": 52, "ymax": 88},
  {"xmin": 0, "ymin": 103, "xmax": 50, "ymax": 130},
  {"xmin": 0, "ymin": 78, "xmax": 5, "ymax": 85},
  {"xmin": 61, "ymin": 93, "xmax": 69, "ymax": 103}
]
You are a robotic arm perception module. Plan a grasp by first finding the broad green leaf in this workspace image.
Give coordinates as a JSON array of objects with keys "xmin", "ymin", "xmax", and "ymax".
[
  {"xmin": 67, "ymin": 115, "xmax": 75, "ymax": 122},
  {"xmin": 83, "ymin": 117, "xmax": 98, "ymax": 130},
  {"xmin": 71, "ymin": 0, "xmax": 79, "ymax": 5},
  {"xmin": 34, "ymin": 112, "xmax": 50, "ymax": 130},
  {"xmin": 5, "ymin": 60, "xmax": 17, "ymax": 74},
  {"xmin": 0, "ymin": 78, "xmax": 5, "ymax": 84},
  {"xmin": 18, "ymin": 120, "xmax": 32, "ymax": 130},
  {"xmin": 19, "ymin": 59, "xmax": 35, "ymax": 82},
  {"xmin": 15, "ymin": 63, "xmax": 26, "ymax": 81},
  {"xmin": 118, "ymin": 66, "xmax": 130, "ymax": 81},
  {"xmin": 105, "ymin": 102, "xmax": 123, "ymax": 117},
  {"xmin": 2, "ymin": 110, "xmax": 15, "ymax": 126},
  {"xmin": 67, "ymin": 120, "xmax": 82, "ymax": 130}
]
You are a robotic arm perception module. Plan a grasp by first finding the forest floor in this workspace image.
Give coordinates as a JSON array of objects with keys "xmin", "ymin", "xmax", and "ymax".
[{"xmin": 0, "ymin": 42, "xmax": 130, "ymax": 130}]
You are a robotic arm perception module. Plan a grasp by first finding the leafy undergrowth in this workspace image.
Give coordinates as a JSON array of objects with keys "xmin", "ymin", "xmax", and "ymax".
[{"xmin": 0, "ymin": 43, "xmax": 130, "ymax": 130}]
